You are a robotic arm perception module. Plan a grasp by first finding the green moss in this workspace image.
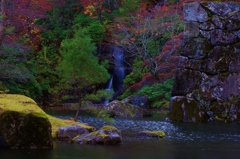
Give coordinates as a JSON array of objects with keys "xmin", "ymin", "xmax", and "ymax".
[
  {"xmin": 0, "ymin": 94, "xmax": 46, "ymax": 118},
  {"xmin": 145, "ymin": 130, "xmax": 165, "ymax": 138},
  {"xmin": 0, "ymin": 94, "xmax": 95, "ymax": 140},
  {"xmin": 47, "ymin": 115, "xmax": 96, "ymax": 138},
  {"xmin": 0, "ymin": 95, "xmax": 53, "ymax": 149},
  {"xmin": 101, "ymin": 125, "xmax": 118, "ymax": 132},
  {"xmin": 75, "ymin": 125, "xmax": 121, "ymax": 144}
]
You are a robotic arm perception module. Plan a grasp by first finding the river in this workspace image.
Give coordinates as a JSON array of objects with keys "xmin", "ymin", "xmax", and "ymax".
[{"xmin": 1, "ymin": 110, "xmax": 240, "ymax": 159}]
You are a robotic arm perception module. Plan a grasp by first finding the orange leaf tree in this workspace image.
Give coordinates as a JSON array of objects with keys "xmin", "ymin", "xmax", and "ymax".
[{"xmin": 113, "ymin": 0, "xmax": 183, "ymax": 79}]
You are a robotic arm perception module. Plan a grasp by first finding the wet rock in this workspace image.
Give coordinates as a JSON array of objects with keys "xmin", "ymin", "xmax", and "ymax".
[
  {"xmin": 57, "ymin": 126, "xmax": 89, "ymax": 140},
  {"xmin": 73, "ymin": 125, "xmax": 122, "ymax": 145},
  {"xmin": 104, "ymin": 100, "xmax": 152, "ymax": 117},
  {"xmin": 168, "ymin": 96, "xmax": 207, "ymax": 122}
]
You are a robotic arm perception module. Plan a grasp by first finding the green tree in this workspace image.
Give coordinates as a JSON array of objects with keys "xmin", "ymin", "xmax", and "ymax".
[
  {"xmin": 58, "ymin": 28, "xmax": 110, "ymax": 121},
  {"xmin": 0, "ymin": 46, "xmax": 41, "ymax": 99},
  {"xmin": 73, "ymin": 13, "xmax": 106, "ymax": 43},
  {"xmin": 34, "ymin": 0, "xmax": 82, "ymax": 104}
]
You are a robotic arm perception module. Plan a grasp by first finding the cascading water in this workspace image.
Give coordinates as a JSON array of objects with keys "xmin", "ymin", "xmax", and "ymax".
[
  {"xmin": 103, "ymin": 76, "xmax": 113, "ymax": 104},
  {"xmin": 112, "ymin": 46, "xmax": 125, "ymax": 96},
  {"xmin": 104, "ymin": 46, "xmax": 125, "ymax": 104}
]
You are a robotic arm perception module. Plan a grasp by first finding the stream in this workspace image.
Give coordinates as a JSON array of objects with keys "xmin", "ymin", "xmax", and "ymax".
[{"xmin": 1, "ymin": 110, "xmax": 240, "ymax": 159}]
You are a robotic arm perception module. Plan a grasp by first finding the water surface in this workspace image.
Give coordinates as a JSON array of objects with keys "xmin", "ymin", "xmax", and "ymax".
[{"xmin": 1, "ymin": 110, "xmax": 240, "ymax": 159}]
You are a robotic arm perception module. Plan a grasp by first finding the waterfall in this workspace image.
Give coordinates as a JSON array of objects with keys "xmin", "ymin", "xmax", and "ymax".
[
  {"xmin": 103, "ymin": 76, "xmax": 113, "ymax": 105},
  {"xmin": 113, "ymin": 46, "xmax": 125, "ymax": 91},
  {"xmin": 105, "ymin": 76, "xmax": 113, "ymax": 91},
  {"xmin": 104, "ymin": 46, "xmax": 125, "ymax": 104}
]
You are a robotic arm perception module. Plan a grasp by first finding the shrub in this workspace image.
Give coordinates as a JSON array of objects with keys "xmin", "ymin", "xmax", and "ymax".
[{"xmin": 137, "ymin": 78, "xmax": 174, "ymax": 109}]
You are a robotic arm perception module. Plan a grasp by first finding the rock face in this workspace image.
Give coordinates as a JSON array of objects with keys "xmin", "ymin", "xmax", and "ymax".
[
  {"xmin": 168, "ymin": 2, "xmax": 240, "ymax": 122},
  {"xmin": 0, "ymin": 94, "xmax": 53, "ymax": 149}
]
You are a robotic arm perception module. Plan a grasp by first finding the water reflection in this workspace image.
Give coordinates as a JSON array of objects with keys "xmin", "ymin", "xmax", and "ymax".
[{"xmin": 1, "ymin": 110, "xmax": 240, "ymax": 159}]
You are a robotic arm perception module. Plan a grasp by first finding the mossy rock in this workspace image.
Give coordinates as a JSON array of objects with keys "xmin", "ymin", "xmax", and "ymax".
[
  {"xmin": 0, "ymin": 94, "xmax": 53, "ymax": 149},
  {"xmin": 137, "ymin": 130, "xmax": 166, "ymax": 138},
  {"xmin": 0, "ymin": 94, "xmax": 96, "ymax": 149},
  {"xmin": 47, "ymin": 115, "xmax": 96, "ymax": 139},
  {"xmin": 73, "ymin": 125, "xmax": 122, "ymax": 145},
  {"xmin": 168, "ymin": 96, "xmax": 207, "ymax": 122}
]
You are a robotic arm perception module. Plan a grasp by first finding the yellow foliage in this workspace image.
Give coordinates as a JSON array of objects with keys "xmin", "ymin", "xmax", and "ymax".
[{"xmin": 84, "ymin": 5, "xmax": 95, "ymax": 16}]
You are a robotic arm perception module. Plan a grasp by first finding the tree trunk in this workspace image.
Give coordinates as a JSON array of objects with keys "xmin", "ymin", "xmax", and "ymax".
[
  {"xmin": 74, "ymin": 92, "xmax": 82, "ymax": 121},
  {"xmin": 0, "ymin": 0, "xmax": 6, "ymax": 47}
]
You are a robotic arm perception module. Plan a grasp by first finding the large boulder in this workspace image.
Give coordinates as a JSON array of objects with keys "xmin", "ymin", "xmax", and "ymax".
[
  {"xmin": 0, "ymin": 94, "xmax": 97, "ymax": 149},
  {"xmin": 73, "ymin": 125, "xmax": 121, "ymax": 145},
  {"xmin": 0, "ymin": 94, "xmax": 53, "ymax": 149},
  {"xmin": 104, "ymin": 100, "xmax": 152, "ymax": 117}
]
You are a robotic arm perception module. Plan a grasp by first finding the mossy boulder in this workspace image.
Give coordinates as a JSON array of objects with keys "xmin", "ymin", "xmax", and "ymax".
[
  {"xmin": 0, "ymin": 94, "xmax": 53, "ymax": 149},
  {"xmin": 73, "ymin": 125, "xmax": 122, "ymax": 145},
  {"xmin": 0, "ymin": 94, "xmax": 96, "ymax": 149},
  {"xmin": 168, "ymin": 96, "xmax": 207, "ymax": 122}
]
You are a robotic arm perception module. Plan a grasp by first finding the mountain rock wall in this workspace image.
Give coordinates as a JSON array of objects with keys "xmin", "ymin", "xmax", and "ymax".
[{"xmin": 168, "ymin": 2, "xmax": 240, "ymax": 122}]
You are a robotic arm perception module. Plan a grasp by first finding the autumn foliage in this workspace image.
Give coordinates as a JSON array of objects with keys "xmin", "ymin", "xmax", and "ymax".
[
  {"xmin": 3, "ymin": 0, "xmax": 53, "ymax": 50},
  {"xmin": 2, "ymin": 0, "xmax": 230, "ymax": 105}
]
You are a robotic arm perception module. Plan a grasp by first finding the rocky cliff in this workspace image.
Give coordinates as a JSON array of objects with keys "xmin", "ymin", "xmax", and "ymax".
[{"xmin": 168, "ymin": 2, "xmax": 240, "ymax": 122}]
